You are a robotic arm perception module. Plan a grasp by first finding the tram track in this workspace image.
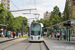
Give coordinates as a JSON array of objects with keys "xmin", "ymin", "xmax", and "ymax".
[{"xmin": 25, "ymin": 42, "xmax": 48, "ymax": 50}]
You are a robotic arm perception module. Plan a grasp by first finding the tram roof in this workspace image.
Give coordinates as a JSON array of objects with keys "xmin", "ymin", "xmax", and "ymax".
[{"xmin": 28, "ymin": 23, "xmax": 44, "ymax": 27}]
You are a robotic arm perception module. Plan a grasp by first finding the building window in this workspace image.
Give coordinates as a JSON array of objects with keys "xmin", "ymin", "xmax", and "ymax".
[
  {"xmin": 69, "ymin": 3, "xmax": 71, "ymax": 6},
  {"xmin": 73, "ymin": 2, "xmax": 75, "ymax": 5}
]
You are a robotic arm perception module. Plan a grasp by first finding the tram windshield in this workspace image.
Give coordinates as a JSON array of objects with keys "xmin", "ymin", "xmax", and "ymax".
[{"xmin": 31, "ymin": 24, "xmax": 41, "ymax": 35}]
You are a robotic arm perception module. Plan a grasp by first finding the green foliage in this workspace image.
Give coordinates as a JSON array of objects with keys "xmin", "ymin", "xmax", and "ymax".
[
  {"xmin": 63, "ymin": 2, "xmax": 71, "ymax": 21},
  {"xmin": 13, "ymin": 16, "xmax": 28, "ymax": 31},
  {"xmin": 37, "ymin": 18, "xmax": 50, "ymax": 27},
  {"xmin": 20, "ymin": 35, "xmax": 28, "ymax": 38},
  {"xmin": 37, "ymin": 6, "xmax": 62, "ymax": 28},
  {"xmin": 49, "ymin": 6, "xmax": 61, "ymax": 25},
  {"xmin": 0, "ymin": 4, "xmax": 6, "ymax": 24},
  {"xmin": 0, "ymin": 4, "xmax": 28, "ymax": 31},
  {"xmin": 52, "ymin": 6, "xmax": 60, "ymax": 16},
  {"xmin": 7, "ymin": 12, "xmax": 14, "ymax": 30},
  {"xmin": 32, "ymin": 20, "xmax": 36, "ymax": 23}
]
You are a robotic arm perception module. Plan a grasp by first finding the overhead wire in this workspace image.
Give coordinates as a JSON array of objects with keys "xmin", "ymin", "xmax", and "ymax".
[{"xmin": 10, "ymin": 0, "xmax": 24, "ymax": 16}]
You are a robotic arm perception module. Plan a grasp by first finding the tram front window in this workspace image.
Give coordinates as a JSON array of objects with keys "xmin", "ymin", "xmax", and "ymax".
[{"xmin": 31, "ymin": 24, "xmax": 41, "ymax": 35}]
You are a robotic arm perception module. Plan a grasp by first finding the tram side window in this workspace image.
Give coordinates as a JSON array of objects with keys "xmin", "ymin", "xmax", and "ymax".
[{"xmin": 42, "ymin": 27, "xmax": 44, "ymax": 36}]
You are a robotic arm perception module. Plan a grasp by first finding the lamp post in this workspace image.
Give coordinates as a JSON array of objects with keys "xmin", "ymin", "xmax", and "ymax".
[
  {"xmin": 5, "ymin": 12, "xmax": 7, "ymax": 31},
  {"xmin": 22, "ymin": 19, "xmax": 27, "ymax": 37}
]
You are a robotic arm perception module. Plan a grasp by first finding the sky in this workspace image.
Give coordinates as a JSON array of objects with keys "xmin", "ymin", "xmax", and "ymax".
[{"xmin": 10, "ymin": 0, "xmax": 66, "ymax": 22}]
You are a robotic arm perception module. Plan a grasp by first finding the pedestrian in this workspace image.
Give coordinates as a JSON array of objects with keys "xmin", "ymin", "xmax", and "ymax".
[
  {"xmin": 13, "ymin": 31, "xmax": 15, "ymax": 38},
  {"xmin": 0, "ymin": 30, "xmax": 2, "ymax": 37},
  {"xmin": 48, "ymin": 32, "xmax": 50, "ymax": 38},
  {"xmin": 8, "ymin": 30, "xmax": 11, "ymax": 38},
  {"xmin": 1, "ymin": 31, "xmax": 4, "ymax": 38},
  {"xmin": 52, "ymin": 32, "xmax": 55, "ymax": 39},
  {"xmin": 11, "ymin": 31, "xmax": 13, "ymax": 38},
  {"xmin": 16, "ymin": 31, "xmax": 18, "ymax": 37},
  {"xmin": 49, "ymin": 31, "xmax": 52, "ymax": 38},
  {"xmin": 56, "ymin": 31, "xmax": 60, "ymax": 40},
  {"xmin": 6, "ymin": 31, "xmax": 8, "ymax": 38},
  {"xmin": 18, "ymin": 31, "xmax": 21, "ymax": 38}
]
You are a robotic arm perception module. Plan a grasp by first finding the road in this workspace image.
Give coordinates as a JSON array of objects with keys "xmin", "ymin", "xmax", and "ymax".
[{"xmin": 0, "ymin": 38, "xmax": 47, "ymax": 50}]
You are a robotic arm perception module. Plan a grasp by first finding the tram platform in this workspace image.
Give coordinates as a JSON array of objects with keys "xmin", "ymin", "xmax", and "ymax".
[
  {"xmin": 44, "ymin": 38, "xmax": 75, "ymax": 50},
  {"xmin": 0, "ymin": 37, "xmax": 19, "ymax": 43}
]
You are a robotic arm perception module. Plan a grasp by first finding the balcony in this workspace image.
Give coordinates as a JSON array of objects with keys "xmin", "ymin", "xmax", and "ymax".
[
  {"xmin": 7, "ymin": 6, "xmax": 10, "ymax": 9},
  {"xmin": 7, "ymin": 3, "xmax": 10, "ymax": 6}
]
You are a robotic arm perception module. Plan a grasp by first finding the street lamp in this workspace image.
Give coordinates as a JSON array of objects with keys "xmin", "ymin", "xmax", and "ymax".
[{"xmin": 22, "ymin": 19, "xmax": 27, "ymax": 37}]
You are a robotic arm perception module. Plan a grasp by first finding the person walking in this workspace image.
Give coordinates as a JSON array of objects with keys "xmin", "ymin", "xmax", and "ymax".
[
  {"xmin": 8, "ymin": 30, "xmax": 11, "ymax": 38},
  {"xmin": 48, "ymin": 32, "xmax": 50, "ymax": 38},
  {"xmin": 18, "ymin": 31, "xmax": 21, "ymax": 38},
  {"xmin": 0, "ymin": 30, "xmax": 2, "ymax": 37},
  {"xmin": 16, "ymin": 31, "xmax": 18, "ymax": 37},
  {"xmin": 13, "ymin": 31, "xmax": 15, "ymax": 38},
  {"xmin": 6, "ymin": 31, "xmax": 8, "ymax": 38},
  {"xmin": 56, "ymin": 31, "xmax": 60, "ymax": 40},
  {"xmin": 11, "ymin": 31, "xmax": 13, "ymax": 38}
]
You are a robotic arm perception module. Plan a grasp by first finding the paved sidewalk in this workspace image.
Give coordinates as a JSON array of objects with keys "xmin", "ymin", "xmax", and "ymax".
[
  {"xmin": 0, "ymin": 37, "xmax": 19, "ymax": 43},
  {"xmin": 44, "ymin": 38, "xmax": 75, "ymax": 50}
]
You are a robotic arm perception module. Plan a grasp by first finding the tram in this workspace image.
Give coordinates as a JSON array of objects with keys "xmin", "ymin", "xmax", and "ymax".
[{"xmin": 28, "ymin": 23, "xmax": 44, "ymax": 42}]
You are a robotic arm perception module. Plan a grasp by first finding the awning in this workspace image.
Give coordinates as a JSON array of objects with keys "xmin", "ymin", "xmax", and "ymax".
[{"xmin": 0, "ymin": 24, "xmax": 7, "ymax": 26}]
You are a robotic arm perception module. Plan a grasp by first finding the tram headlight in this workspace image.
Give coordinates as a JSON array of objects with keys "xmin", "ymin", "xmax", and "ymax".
[
  {"xmin": 38, "ymin": 37, "xmax": 40, "ymax": 39},
  {"xmin": 31, "ymin": 36, "xmax": 33, "ymax": 39}
]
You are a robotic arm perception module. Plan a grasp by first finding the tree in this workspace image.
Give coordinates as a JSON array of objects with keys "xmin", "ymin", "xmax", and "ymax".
[
  {"xmin": 63, "ymin": 2, "xmax": 71, "ymax": 21},
  {"xmin": 37, "ymin": 18, "xmax": 44, "ymax": 24},
  {"xmin": 0, "ymin": 3, "xmax": 28, "ymax": 31},
  {"xmin": 50, "ymin": 15, "xmax": 61, "ymax": 25},
  {"xmin": 0, "ymin": 4, "xmax": 6, "ymax": 24},
  {"xmin": 49, "ymin": 6, "xmax": 61, "ymax": 25},
  {"xmin": 7, "ymin": 12, "xmax": 14, "ymax": 30},
  {"xmin": 52, "ymin": 6, "xmax": 60, "ymax": 16},
  {"xmin": 13, "ymin": 16, "xmax": 28, "ymax": 31},
  {"xmin": 32, "ymin": 20, "xmax": 36, "ymax": 23}
]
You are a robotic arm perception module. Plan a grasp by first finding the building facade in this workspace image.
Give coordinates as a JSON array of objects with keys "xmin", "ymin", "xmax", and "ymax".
[
  {"xmin": 61, "ymin": 13, "xmax": 64, "ymax": 17},
  {"xmin": 44, "ymin": 11, "xmax": 51, "ymax": 20},
  {"xmin": 0, "ymin": 0, "xmax": 10, "ymax": 10},
  {"xmin": 66, "ymin": 0, "xmax": 75, "ymax": 18}
]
